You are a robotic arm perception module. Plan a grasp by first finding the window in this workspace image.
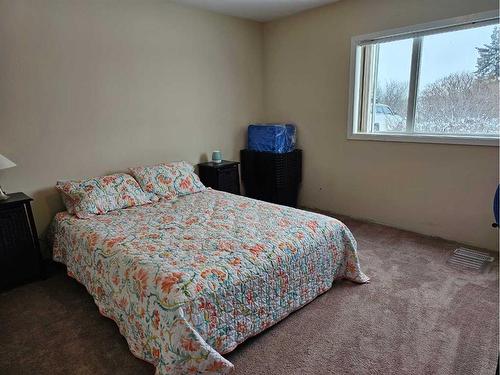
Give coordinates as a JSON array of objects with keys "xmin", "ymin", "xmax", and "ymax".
[{"xmin": 348, "ymin": 11, "xmax": 500, "ymax": 146}]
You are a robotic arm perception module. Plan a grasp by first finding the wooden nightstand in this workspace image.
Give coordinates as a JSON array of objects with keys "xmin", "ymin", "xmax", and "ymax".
[
  {"xmin": 198, "ymin": 161, "xmax": 240, "ymax": 195},
  {"xmin": 0, "ymin": 192, "xmax": 42, "ymax": 290}
]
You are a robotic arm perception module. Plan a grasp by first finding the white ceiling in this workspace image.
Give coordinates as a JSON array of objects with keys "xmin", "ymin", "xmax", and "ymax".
[{"xmin": 170, "ymin": 0, "xmax": 340, "ymax": 22}]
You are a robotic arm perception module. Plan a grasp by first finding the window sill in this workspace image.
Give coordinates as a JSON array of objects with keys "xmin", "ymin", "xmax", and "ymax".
[{"xmin": 347, "ymin": 132, "xmax": 499, "ymax": 146}]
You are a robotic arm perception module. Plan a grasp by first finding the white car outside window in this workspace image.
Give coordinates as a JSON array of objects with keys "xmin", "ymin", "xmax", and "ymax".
[{"xmin": 373, "ymin": 104, "xmax": 405, "ymax": 132}]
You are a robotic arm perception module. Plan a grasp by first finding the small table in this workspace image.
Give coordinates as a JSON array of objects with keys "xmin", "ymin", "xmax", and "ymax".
[
  {"xmin": 0, "ymin": 192, "xmax": 42, "ymax": 290},
  {"xmin": 198, "ymin": 160, "xmax": 240, "ymax": 195}
]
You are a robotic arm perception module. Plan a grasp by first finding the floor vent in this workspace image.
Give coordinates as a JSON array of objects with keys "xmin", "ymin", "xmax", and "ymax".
[{"xmin": 447, "ymin": 247, "xmax": 495, "ymax": 272}]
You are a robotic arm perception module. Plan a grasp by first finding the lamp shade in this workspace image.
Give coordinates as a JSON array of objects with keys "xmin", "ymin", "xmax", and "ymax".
[{"xmin": 0, "ymin": 154, "xmax": 16, "ymax": 170}]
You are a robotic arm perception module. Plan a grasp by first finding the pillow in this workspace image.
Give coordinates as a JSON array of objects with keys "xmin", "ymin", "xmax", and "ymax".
[
  {"xmin": 129, "ymin": 161, "xmax": 205, "ymax": 199},
  {"xmin": 56, "ymin": 173, "xmax": 155, "ymax": 218}
]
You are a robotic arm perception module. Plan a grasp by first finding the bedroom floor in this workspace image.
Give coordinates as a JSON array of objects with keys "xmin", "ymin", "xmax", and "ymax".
[{"xmin": 0, "ymin": 217, "xmax": 498, "ymax": 375}]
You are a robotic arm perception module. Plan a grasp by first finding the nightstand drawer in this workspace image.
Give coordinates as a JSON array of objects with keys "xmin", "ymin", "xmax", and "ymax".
[
  {"xmin": 0, "ymin": 193, "xmax": 42, "ymax": 290},
  {"xmin": 0, "ymin": 206, "xmax": 33, "ymax": 250},
  {"xmin": 218, "ymin": 166, "xmax": 239, "ymax": 193},
  {"xmin": 198, "ymin": 160, "xmax": 240, "ymax": 195}
]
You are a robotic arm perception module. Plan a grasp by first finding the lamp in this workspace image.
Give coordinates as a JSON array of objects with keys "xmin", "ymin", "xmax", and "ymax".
[{"xmin": 0, "ymin": 154, "xmax": 16, "ymax": 200}]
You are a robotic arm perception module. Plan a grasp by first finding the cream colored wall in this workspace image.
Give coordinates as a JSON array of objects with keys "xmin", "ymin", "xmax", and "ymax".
[
  {"xmin": 0, "ymin": 0, "xmax": 264, "ymax": 243},
  {"xmin": 264, "ymin": 0, "xmax": 499, "ymax": 250},
  {"xmin": 1, "ymin": 0, "xmax": 498, "ymax": 253}
]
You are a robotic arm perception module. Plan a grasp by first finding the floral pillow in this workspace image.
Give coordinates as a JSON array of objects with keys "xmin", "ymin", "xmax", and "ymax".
[
  {"xmin": 129, "ymin": 161, "xmax": 205, "ymax": 199},
  {"xmin": 56, "ymin": 173, "xmax": 155, "ymax": 218}
]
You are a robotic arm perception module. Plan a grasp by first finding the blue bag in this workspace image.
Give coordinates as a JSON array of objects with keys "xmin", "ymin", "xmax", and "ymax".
[{"xmin": 247, "ymin": 124, "xmax": 296, "ymax": 153}]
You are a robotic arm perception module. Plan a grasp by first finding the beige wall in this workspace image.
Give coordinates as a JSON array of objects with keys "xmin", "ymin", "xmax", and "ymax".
[
  {"xmin": 1, "ymin": 0, "xmax": 498, "ymax": 253},
  {"xmin": 0, "ymin": 0, "xmax": 264, "ymax": 245},
  {"xmin": 264, "ymin": 0, "xmax": 499, "ymax": 250}
]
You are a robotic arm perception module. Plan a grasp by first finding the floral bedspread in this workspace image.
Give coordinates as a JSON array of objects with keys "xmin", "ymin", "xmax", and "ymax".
[{"xmin": 51, "ymin": 189, "xmax": 368, "ymax": 374}]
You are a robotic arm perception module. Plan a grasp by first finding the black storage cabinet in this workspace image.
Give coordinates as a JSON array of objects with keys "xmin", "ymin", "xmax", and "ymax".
[{"xmin": 240, "ymin": 149, "xmax": 302, "ymax": 207}]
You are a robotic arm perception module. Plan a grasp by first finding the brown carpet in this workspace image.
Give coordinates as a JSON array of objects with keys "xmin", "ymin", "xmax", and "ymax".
[{"xmin": 0, "ymin": 217, "xmax": 498, "ymax": 375}]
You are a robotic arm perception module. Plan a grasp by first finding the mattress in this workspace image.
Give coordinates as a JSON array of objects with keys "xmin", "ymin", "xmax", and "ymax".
[{"xmin": 51, "ymin": 189, "xmax": 368, "ymax": 374}]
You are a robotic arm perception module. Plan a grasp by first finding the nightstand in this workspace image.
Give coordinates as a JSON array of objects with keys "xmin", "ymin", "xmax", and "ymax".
[
  {"xmin": 0, "ymin": 192, "xmax": 42, "ymax": 290},
  {"xmin": 198, "ymin": 161, "xmax": 240, "ymax": 195}
]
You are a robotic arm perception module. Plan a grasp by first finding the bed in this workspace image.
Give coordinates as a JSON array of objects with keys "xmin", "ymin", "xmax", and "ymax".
[{"xmin": 51, "ymin": 188, "xmax": 368, "ymax": 374}]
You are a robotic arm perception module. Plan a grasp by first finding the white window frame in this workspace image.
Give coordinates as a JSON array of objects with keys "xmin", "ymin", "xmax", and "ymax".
[{"xmin": 347, "ymin": 10, "xmax": 500, "ymax": 147}]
